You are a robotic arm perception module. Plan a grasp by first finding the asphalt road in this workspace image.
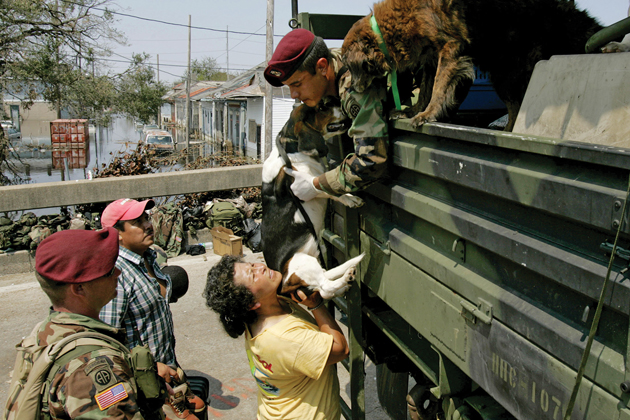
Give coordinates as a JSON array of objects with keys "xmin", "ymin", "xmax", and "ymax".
[{"xmin": 0, "ymin": 245, "xmax": 396, "ymax": 420}]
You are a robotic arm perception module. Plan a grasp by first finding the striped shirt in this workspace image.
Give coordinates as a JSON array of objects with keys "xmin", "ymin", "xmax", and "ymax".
[{"xmin": 100, "ymin": 246, "xmax": 177, "ymax": 365}]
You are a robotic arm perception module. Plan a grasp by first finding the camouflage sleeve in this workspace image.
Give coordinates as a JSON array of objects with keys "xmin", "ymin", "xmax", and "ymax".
[
  {"xmin": 318, "ymin": 79, "xmax": 389, "ymax": 196},
  {"xmin": 48, "ymin": 349, "xmax": 147, "ymax": 419}
]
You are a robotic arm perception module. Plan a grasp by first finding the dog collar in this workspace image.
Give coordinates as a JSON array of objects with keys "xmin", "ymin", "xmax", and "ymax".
[{"xmin": 370, "ymin": 15, "xmax": 402, "ymax": 111}]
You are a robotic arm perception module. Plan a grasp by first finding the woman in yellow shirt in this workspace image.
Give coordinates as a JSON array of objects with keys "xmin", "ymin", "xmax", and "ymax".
[{"xmin": 204, "ymin": 255, "xmax": 349, "ymax": 420}]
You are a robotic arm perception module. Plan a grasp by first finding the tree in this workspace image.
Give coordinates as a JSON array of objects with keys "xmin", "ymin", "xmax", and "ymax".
[
  {"xmin": 0, "ymin": 0, "xmax": 124, "ymax": 64},
  {"xmin": 0, "ymin": 0, "xmax": 124, "ymax": 118},
  {"xmin": 0, "ymin": 0, "xmax": 123, "ymax": 185},
  {"xmin": 181, "ymin": 56, "xmax": 227, "ymax": 82},
  {"xmin": 114, "ymin": 53, "xmax": 167, "ymax": 124}
]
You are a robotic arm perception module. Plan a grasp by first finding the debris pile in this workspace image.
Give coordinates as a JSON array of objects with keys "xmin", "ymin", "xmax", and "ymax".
[{"xmin": 1, "ymin": 146, "xmax": 262, "ymax": 255}]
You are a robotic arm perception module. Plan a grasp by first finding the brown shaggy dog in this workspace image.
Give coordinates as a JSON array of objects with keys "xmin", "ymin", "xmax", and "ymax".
[{"xmin": 342, "ymin": 0, "xmax": 603, "ymax": 131}]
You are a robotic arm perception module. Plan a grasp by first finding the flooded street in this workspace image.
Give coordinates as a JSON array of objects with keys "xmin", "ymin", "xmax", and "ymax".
[{"xmin": 9, "ymin": 116, "xmax": 144, "ymax": 184}]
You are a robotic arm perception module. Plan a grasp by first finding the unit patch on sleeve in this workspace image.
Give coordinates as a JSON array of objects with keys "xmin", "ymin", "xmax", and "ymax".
[{"xmin": 86, "ymin": 361, "xmax": 117, "ymax": 392}]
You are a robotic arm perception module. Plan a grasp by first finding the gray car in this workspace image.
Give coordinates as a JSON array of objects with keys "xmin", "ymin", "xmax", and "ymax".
[{"xmin": 2, "ymin": 125, "xmax": 21, "ymax": 141}]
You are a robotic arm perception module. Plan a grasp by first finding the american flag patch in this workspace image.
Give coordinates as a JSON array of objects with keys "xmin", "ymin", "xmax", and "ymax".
[{"xmin": 95, "ymin": 383, "xmax": 128, "ymax": 410}]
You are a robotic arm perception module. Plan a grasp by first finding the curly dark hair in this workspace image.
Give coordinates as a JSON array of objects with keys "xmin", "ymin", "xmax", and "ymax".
[{"xmin": 203, "ymin": 254, "xmax": 258, "ymax": 338}]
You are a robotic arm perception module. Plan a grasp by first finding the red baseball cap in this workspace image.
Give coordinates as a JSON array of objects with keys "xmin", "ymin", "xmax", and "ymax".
[
  {"xmin": 264, "ymin": 29, "xmax": 316, "ymax": 87},
  {"xmin": 101, "ymin": 198, "xmax": 155, "ymax": 228},
  {"xmin": 35, "ymin": 227, "xmax": 119, "ymax": 283}
]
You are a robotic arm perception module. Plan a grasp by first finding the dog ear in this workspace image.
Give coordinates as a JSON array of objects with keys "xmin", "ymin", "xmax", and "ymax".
[
  {"xmin": 291, "ymin": 103, "xmax": 307, "ymax": 121},
  {"xmin": 344, "ymin": 44, "xmax": 369, "ymax": 79},
  {"xmin": 295, "ymin": 120, "xmax": 326, "ymax": 155},
  {"xmin": 279, "ymin": 272, "xmax": 305, "ymax": 295},
  {"xmin": 370, "ymin": 48, "xmax": 391, "ymax": 76}
]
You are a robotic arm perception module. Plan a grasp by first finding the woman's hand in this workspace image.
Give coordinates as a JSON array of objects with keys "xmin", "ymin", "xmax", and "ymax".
[{"xmin": 291, "ymin": 289, "xmax": 322, "ymax": 309}]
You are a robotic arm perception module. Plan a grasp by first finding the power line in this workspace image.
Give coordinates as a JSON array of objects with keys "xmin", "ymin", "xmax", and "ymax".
[
  {"xmin": 98, "ymin": 56, "xmax": 252, "ymax": 72},
  {"xmin": 108, "ymin": 50, "xmax": 262, "ymax": 68},
  {"xmin": 60, "ymin": 0, "xmax": 285, "ymax": 38},
  {"xmin": 128, "ymin": 36, "xmax": 228, "ymax": 42}
]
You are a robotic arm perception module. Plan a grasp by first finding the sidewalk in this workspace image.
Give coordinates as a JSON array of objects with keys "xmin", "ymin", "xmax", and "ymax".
[{"xmin": 0, "ymin": 245, "xmax": 394, "ymax": 419}]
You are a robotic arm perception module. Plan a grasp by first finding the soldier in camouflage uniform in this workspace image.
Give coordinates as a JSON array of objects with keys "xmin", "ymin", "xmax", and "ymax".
[
  {"xmin": 22, "ymin": 228, "xmax": 160, "ymax": 419},
  {"xmin": 264, "ymin": 29, "xmax": 389, "ymax": 200}
]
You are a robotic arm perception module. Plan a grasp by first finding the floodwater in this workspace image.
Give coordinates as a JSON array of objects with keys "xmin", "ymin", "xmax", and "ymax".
[
  {"xmin": 4, "ymin": 116, "xmax": 219, "ymax": 216},
  {"xmin": 3, "ymin": 117, "xmax": 196, "ymax": 217},
  {"xmin": 8, "ymin": 116, "xmax": 145, "ymax": 184}
]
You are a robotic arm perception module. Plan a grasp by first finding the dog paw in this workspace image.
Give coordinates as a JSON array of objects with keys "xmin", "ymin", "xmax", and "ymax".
[
  {"xmin": 330, "ymin": 267, "xmax": 356, "ymax": 298},
  {"xmin": 410, "ymin": 112, "xmax": 437, "ymax": 128},
  {"xmin": 389, "ymin": 109, "xmax": 411, "ymax": 120},
  {"xmin": 337, "ymin": 194, "xmax": 364, "ymax": 208},
  {"xmin": 346, "ymin": 266, "xmax": 357, "ymax": 282},
  {"xmin": 601, "ymin": 41, "xmax": 630, "ymax": 53}
]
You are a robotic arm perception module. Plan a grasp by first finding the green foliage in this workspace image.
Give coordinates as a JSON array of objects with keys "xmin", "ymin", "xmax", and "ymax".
[
  {"xmin": 8, "ymin": 38, "xmax": 116, "ymax": 124},
  {"xmin": 181, "ymin": 56, "xmax": 228, "ymax": 82},
  {"xmin": 113, "ymin": 53, "xmax": 167, "ymax": 124},
  {"xmin": 0, "ymin": 0, "xmax": 124, "ymax": 61},
  {"xmin": 0, "ymin": 0, "xmax": 124, "ymax": 123}
]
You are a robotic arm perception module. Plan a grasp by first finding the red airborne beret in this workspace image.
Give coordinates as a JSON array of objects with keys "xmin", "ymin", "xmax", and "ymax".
[
  {"xmin": 264, "ymin": 29, "xmax": 316, "ymax": 87},
  {"xmin": 35, "ymin": 227, "xmax": 119, "ymax": 283}
]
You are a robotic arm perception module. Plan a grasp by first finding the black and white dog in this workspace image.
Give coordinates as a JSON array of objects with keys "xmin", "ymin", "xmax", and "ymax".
[{"xmin": 261, "ymin": 104, "xmax": 364, "ymax": 300}]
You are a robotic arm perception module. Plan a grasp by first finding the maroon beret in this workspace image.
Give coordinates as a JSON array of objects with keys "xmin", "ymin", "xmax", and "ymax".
[
  {"xmin": 264, "ymin": 29, "xmax": 316, "ymax": 87},
  {"xmin": 35, "ymin": 227, "xmax": 119, "ymax": 283}
]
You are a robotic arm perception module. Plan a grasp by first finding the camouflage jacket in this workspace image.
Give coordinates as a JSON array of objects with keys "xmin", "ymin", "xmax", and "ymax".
[
  {"xmin": 280, "ymin": 47, "xmax": 389, "ymax": 196},
  {"xmin": 37, "ymin": 310, "xmax": 146, "ymax": 419}
]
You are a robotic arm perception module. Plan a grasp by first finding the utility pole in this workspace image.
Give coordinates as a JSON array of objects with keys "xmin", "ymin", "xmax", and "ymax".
[
  {"xmin": 226, "ymin": 26, "xmax": 229, "ymax": 81},
  {"xmin": 264, "ymin": 0, "xmax": 274, "ymax": 159},
  {"xmin": 185, "ymin": 15, "xmax": 192, "ymax": 163},
  {"xmin": 157, "ymin": 54, "xmax": 161, "ymax": 128}
]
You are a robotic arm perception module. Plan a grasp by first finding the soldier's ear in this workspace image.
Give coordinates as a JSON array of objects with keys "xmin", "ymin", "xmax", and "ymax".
[
  {"xmin": 316, "ymin": 57, "xmax": 329, "ymax": 76},
  {"xmin": 69, "ymin": 283, "xmax": 86, "ymax": 297},
  {"xmin": 249, "ymin": 302, "xmax": 261, "ymax": 311}
]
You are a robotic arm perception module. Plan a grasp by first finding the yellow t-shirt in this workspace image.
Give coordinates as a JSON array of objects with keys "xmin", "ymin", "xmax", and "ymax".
[{"xmin": 245, "ymin": 297, "xmax": 340, "ymax": 420}]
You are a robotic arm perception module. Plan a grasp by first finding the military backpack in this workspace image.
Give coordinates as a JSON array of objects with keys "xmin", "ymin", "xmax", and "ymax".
[
  {"xmin": 206, "ymin": 202, "xmax": 244, "ymax": 236},
  {"xmin": 4, "ymin": 323, "xmax": 166, "ymax": 420},
  {"xmin": 151, "ymin": 203, "xmax": 184, "ymax": 258}
]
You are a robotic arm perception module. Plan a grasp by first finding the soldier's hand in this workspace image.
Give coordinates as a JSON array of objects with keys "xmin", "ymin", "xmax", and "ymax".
[
  {"xmin": 284, "ymin": 167, "xmax": 320, "ymax": 201},
  {"xmin": 157, "ymin": 362, "xmax": 178, "ymax": 383}
]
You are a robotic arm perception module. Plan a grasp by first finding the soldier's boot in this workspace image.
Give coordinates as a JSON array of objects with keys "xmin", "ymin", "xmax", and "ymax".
[
  {"xmin": 407, "ymin": 383, "xmax": 440, "ymax": 420},
  {"xmin": 163, "ymin": 384, "xmax": 200, "ymax": 420},
  {"xmin": 174, "ymin": 367, "xmax": 206, "ymax": 413}
]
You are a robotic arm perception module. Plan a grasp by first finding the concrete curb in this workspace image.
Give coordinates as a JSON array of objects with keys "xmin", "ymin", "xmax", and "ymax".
[{"xmin": 0, "ymin": 250, "xmax": 35, "ymax": 275}]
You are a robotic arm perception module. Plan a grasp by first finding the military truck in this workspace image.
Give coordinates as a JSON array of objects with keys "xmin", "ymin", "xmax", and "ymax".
[{"xmin": 292, "ymin": 9, "xmax": 630, "ymax": 420}]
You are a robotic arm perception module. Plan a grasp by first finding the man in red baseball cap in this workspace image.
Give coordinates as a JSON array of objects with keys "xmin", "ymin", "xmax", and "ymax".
[
  {"xmin": 264, "ymin": 28, "xmax": 390, "ymax": 202},
  {"xmin": 100, "ymin": 198, "xmax": 204, "ymax": 420},
  {"xmin": 5, "ymin": 228, "xmax": 166, "ymax": 419}
]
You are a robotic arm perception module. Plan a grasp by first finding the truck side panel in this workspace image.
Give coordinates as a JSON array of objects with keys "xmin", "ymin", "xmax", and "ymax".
[{"xmin": 353, "ymin": 122, "xmax": 630, "ymax": 419}]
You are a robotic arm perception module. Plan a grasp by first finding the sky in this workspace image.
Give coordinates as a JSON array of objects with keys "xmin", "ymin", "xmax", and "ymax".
[{"xmin": 102, "ymin": 0, "xmax": 629, "ymax": 85}]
